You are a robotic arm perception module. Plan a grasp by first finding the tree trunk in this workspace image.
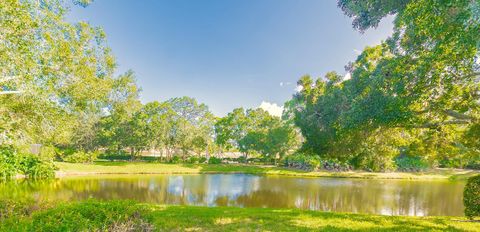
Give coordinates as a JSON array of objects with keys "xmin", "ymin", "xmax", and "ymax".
[
  {"xmin": 159, "ymin": 148, "xmax": 163, "ymax": 162},
  {"xmin": 166, "ymin": 147, "xmax": 171, "ymax": 162}
]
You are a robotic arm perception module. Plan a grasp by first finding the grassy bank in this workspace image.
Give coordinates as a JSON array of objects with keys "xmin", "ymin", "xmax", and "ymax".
[
  {"xmin": 1, "ymin": 200, "xmax": 478, "ymax": 232},
  {"xmin": 55, "ymin": 161, "xmax": 479, "ymax": 180}
]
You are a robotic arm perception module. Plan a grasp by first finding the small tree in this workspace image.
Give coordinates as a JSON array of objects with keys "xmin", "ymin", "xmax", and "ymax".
[{"xmin": 464, "ymin": 175, "xmax": 480, "ymax": 219}]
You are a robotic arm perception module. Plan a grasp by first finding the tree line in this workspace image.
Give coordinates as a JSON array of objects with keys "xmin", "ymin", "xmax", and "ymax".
[{"xmin": 0, "ymin": 0, "xmax": 479, "ymax": 174}]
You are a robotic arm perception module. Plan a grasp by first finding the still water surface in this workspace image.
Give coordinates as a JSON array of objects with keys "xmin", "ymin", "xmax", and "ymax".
[{"xmin": 1, "ymin": 174, "xmax": 465, "ymax": 216}]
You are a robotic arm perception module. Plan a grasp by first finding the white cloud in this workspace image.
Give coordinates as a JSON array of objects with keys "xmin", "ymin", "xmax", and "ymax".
[
  {"xmin": 295, "ymin": 85, "xmax": 304, "ymax": 92},
  {"xmin": 354, "ymin": 49, "xmax": 362, "ymax": 55},
  {"xmin": 258, "ymin": 101, "xmax": 284, "ymax": 117},
  {"xmin": 280, "ymin": 82, "xmax": 291, "ymax": 87}
]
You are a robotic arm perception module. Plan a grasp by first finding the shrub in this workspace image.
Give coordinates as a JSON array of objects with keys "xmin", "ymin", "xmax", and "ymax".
[
  {"xmin": 198, "ymin": 157, "xmax": 207, "ymax": 163},
  {"xmin": 39, "ymin": 146, "xmax": 57, "ymax": 160},
  {"xmin": 395, "ymin": 155, "xmax": 429, "ymax": 172},
  {"xmin": 0, "ymin": 198, "xmax": 52, "ymax": 220},
  {"xmin": 139, "ymin": 156, "xmax": 157, "ymax": 162},
  {"xmin": 17, "ymin": 154, "xmax": 56, "ymax": 179},
  {"xmin": 186, "ymin": 156, "xmax": 199, "ymax": 164},
  {"xmin": 0, "ymin": 147, "xmax": 56, "ymax": 180},
  {"xmin": 170, "ymin": 156, "xmax": 181, "ymax": 164},
  {"xmin": 284, "ymin": 153, "xmax": 321, "ymax": 171},
  {"xmin": 62, "ymin": 151, "xmax": 98, "ymax": 163},
  {"xmin": 439, "ymin": 157, "xmax": 464, "ymax": 168},
  {"xmin": 465, "ymin": 161, "xmax": 480, "ymax": 170},
  {"xmin": 351, "ymin": 152, "xmax": 395, "ymax": 172},
  {"xmin": 260, "ymin": 157, "xmax": 275, "ymax": 164},
  {"xmin": 237, "ymin": 156, "xmax": 247, "ymax": 163},
  {"xmin": 307, "ymin": 157, "xmax": 321, "ymax": 170},
  {"xmin": 30, "ymin": 200, "xmax": 153, "ymax": 231},
  {"xmin": 208, "ymin": 156, "xmax": 222, "ymax": 164},
  {"xmin": 98, "ymin": 151, "xmax": 132, "ymax": 161},
  {"xmin": 284, "ymin": 153, "xmax": 352, "ymax": 171},
  {"xmin": 464, "ymin": 151, "xmax": 480, "ymax": 170},
  {"xmin": 0, "ymin": 147, "xmax": 17, "ymax": 181},
  {"xmin": 247, "ymin": 157, "xmax": 262, "ymax": 163},
  {"xmin": 25, "ymin": 161, "xmax": 56, "ymax": 179},
  {"xmin": 322, "ymin": 158, "xmax": 351, "ymax": 172},
  {"xmin": 464, "ymin": 175, "xmax": 480, "ymax": 219}
]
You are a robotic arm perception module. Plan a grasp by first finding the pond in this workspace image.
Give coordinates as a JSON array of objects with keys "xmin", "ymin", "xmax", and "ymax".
[{"xmin": 0, "ymin": 174, "xmax": 465, "ymax": 216}]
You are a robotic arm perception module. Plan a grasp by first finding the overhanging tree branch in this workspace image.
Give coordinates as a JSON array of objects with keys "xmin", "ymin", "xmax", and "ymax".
[
  {"xmin": 443, "ymin": 110, "xmax": 478, "ymax": 121},
  {"xmin": 0, "ymin": 76, "xmax": 17, "ymax": 83},
  {"xmin": 0, "ymin": 91, "xmax": 22, "ymax": 95},
  {"xmin": 1, "ymin": 76, "xmax": 21, "ymax": 95},
  {"xmin": 413, "ymin": 107, "xmax": 479, "ymax": 122},
  {"xmin": 408, "ymin": 120, "xmax": 471, "ymax": 129},
  {"xmin": 463, "ymin": 72, "xmax": 480, "ymax": 79}
]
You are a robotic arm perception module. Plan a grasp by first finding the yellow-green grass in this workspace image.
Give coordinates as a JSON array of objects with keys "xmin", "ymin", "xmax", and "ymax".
[
  {"xmin": 147, "ymin": 206, "xmax": 480, "ymax": 232},
  {"xmin": 1, "ymin": 200, "xmax": 478, "ymax": 232},
  {"xmin": 55, "ymin": 161, "xmax": 479, "ymax": 180}
]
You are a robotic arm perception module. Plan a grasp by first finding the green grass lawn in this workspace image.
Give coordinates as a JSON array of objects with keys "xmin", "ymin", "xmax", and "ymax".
[
  {"xmin": 55, "ymin": 161, "xmax": 479, "ymax": 180},
  {"xmin": 1, "ymin": 200, "xmax": 478, "ymax": 232}
]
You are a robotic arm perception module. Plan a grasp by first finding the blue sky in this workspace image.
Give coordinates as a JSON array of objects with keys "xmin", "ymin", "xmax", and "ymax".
[{"xmin": 68, "ymin": 0, "xmax": 393, "ymax": 116}]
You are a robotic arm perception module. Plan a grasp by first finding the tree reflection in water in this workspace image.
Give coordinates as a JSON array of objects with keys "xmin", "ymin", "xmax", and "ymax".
[{"xmin": 0, "ymin": 174, "xmax": 465, "ymax": 216}]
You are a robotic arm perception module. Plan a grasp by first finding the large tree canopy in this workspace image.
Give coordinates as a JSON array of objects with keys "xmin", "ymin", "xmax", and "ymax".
[
  {"xmin": 215, "ymin": 108, "xmax": 300, "ymax": 162},
  {"xmin": 288, "ymin": 0, "xmax": 480, "ymax": 170},
  {"xmin": 0, "ymin": 0, "xmax": 117, "ymax": 148},
  {"xmin": 338, "ymin": 0, "xmax": 480, "ymax": 128}
]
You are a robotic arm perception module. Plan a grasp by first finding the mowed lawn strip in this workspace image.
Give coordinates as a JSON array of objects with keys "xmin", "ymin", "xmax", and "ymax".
[{"xmin": 55, "ymin": 161, "xmax": 479, "ymax": 180}]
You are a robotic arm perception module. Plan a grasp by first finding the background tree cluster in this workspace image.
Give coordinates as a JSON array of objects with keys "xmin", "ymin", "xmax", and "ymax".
[
  {"xmin": 97, "ymin": 96, "xmax": 215, "ymax": 161},
  {"xmin": 215, "ymin": 108, "xmax": 300, "ymax": 162}
]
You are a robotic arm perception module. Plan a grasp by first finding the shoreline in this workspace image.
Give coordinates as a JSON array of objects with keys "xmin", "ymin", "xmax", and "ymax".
[{"xmin": 54, "ymin": 162, "xmax": 479, "ymax": 181}]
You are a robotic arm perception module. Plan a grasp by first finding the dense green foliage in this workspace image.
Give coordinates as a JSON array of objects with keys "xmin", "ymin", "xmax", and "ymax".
[
  {"xmin": 96, "ymin": 96, "xmax": 215, "ymax": 161},
  {"xmin": 464, "ymin": 175, "xmax": 480, "ymax": 219},
  {"xmin": 394, "ymin": 155, "xmax": 429, "ymax": 172},
  {"xmin": 1, "ymin": 200, "xmax": 479, "ymax": 231},
  {"xmin": 207, "ymin": 156, "xmax": 222, "ymax": 164},
  {"xmin": 16, "ymin": 154, "xmax": 55, "ymax": 179},
  {"xmin": 283, "ymin": 0, "xmax": 480, "ymax": 171},
  {"xmin": 61, "ymin": 150, "xmax": 98, "ymax": 163},
  {"xmin": 0, "ymin": 147, "xmax": 55, "ymax": 180},
  {"xmin": 0, "ymin": 149, "xmax": 17, "ymax": 181},
  {"xmin": 215, "ymin": 108, "xmax": 301, "ymax": 163},
  {"xmin": 284, "ymin": 153, "xmax": 322, "ymax": 171},
  {"xmin": 0, "ymin": 200, "xmax": 152, "ymax": 232},
  {"xmin": 0, "ymin": 0, "xmax": 116, "ymax": 149},
  {"xmin": 283, "ymin": 153, "xmax": 352, "ymax": 171},
  {"xmin": 0, "ymin": 0, "xmax": 142, "ymax": 173}
]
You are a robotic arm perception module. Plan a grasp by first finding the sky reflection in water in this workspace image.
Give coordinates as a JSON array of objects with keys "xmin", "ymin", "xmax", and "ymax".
[{"xmin": 0, "ymin": 174, "xmax": 465, "ymax": 216}]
